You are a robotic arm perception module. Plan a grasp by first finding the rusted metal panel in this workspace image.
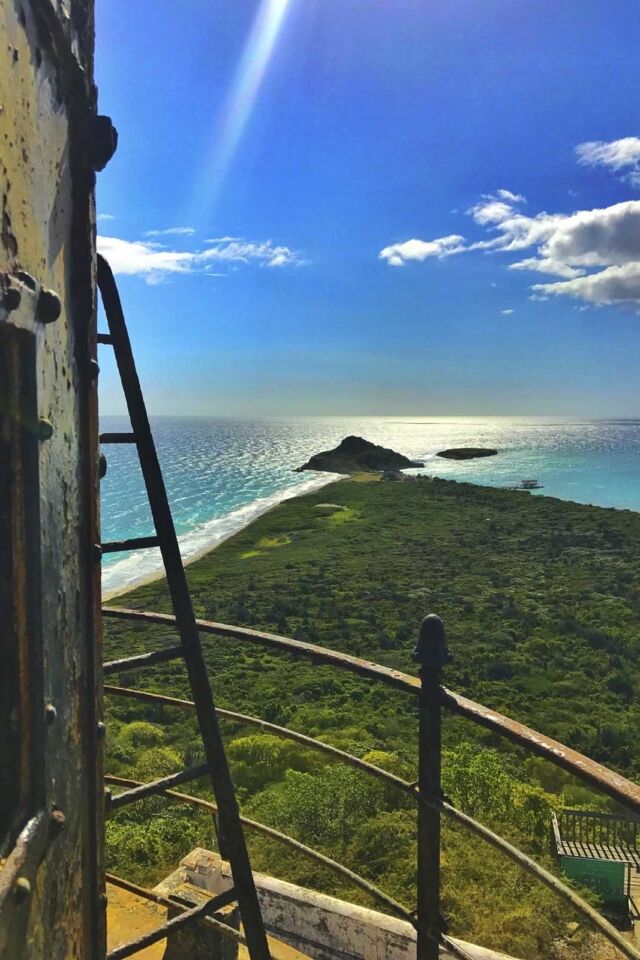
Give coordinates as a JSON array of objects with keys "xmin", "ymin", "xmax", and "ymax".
[{"xmin": 0, "ymin": 0, "xmax": 101, "ymax": 957}]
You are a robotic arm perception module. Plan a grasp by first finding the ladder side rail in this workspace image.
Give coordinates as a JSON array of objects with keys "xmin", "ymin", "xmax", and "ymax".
[{"xmin": 96, "ymin": 255, "xmax": 271, "ymax": 960}]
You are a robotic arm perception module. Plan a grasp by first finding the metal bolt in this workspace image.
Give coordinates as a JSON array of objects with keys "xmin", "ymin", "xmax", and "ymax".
[
  {"xmin": 45, "ymin": 703, "xmax": 57, "ymax": 725},
  {"xmin": 94, "ymin": 543, "xmax": 102, "ymax": 562},
  {"xmin": 37, "ymin": 418, "xmax": 54, "ymax": 441},
  {"xmin": 49, "ymin": 809, "xmax": 66, "ymax": 834},
  {"xmin": 16, "ymin": 271, "xmax": 36, "ymax": 290},
  {"xmin": 96, "ymin": 722, "xmax": 106, "ymax": 739},
  {"xmin": 412, "ymin": 614, "xmax": 452, "ymax": 671},
  {"xmin": 4, "ymin": 286, "xmax": 21, "ymax": 311},
  {"xmin": 99, "ymin": 453, "xmax": 108, "ymax": 479},
  {"xmin": 14, "ymin": 877, "xmax": 31, "ymax": 899},
  {"xmin": 36, "ymin": 287, "xmax": 61, "ymax": 324},
  {"xmin": 88, "ymin": 359, "xmax": 100, "ymax": 380},
  {"xmin": 92, "ymin": 115, "xmax": 118, "ymax": 171},
  {"xmin": 99, "ymin": 892, "xmax": 108, "ymax": 910}
]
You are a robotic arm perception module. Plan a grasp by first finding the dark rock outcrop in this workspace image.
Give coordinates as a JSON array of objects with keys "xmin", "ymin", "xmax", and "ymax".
[
  {"xmin": 436, "ymin": 447, "xmax": 498, "ymax": 460},
  {"xmin": 297, "ymin": 436, "xmax": 424, "ymax": 474}
]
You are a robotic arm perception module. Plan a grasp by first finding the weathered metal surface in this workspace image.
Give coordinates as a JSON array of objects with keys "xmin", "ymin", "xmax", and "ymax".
[
  {"xmin": 414, "ymin": 615, "xmax": 449, "ymax": 960},
  {"xmin": 106, "ymin": 888, "xmax": 237, "ymax": 960},
  {"xmin": 97, "ymin": 255, "xmax": 270, "ymax": 960},
  {"xmin": 99, "ymin": 432, "xmax": 136, "ymax": 444},
  {"xmin": 107, "ymin": 764, "xmax": 209, "ymax": 812},
  {"xmin": 102, "ymin": 606, "xmax": 640, "ymax": 815},
  {"xmin": 103, "ymin": 647, "xmax": 183, "ymax": 676},
  {"xmin": 0, "ymin": 0, "xmax": 102, "ymax": 957},
  {"xmin": 101, "ymin": 535, "xmax": 161, "ymax": 554}
]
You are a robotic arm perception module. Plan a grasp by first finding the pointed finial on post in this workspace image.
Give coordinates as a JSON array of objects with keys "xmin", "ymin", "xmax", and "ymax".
[{"xmin": 412, "ymin": 614, "xmax": 452, "ymax": 674}]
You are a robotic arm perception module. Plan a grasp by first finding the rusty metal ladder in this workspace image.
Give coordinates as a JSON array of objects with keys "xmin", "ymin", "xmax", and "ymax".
[{"xmin": 96, "ymin": 254, "xmax": 271, "ymax": 960}]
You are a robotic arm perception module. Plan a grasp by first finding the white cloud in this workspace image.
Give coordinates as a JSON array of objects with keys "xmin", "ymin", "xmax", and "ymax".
[
  {"xmin": 576, "ymin": 137, "xmax": 640, "ymax": 188},
  {"xmin": 205, "ymin": 235, "xmax": 243, "ymax": 243},
  {"xmin": 509, "ymin": 257, "xmax": 585, "ymax": 279},
  {"xmin": 532, "ymin": 262, "xmax": 640, "ymax": 305},
  {"xmin": 478, "ymin": 198, "xmax": 640, "ymax": 303},
  {"xmin": 97, "ymin": 213, "xmax": 116, "ymax": 222},
  {"xmin": 381, "ymin": 177, "xmax": 640, "ymax": 305},
  {"xmin": 495, "ymin": 189, "xmax": 525, "ymax": 203},
  {"xmin": 378, "ymin": 235, "xmax": 466, "ymax": 267},
  {"xmin": 144, "ymin": 226, "xmax": 196, "ymax": 237},
  {"xmin": 468, "ymin": 190, "xmax": 526, "ymax": 227},
  {"xmin": 501, "ymin": 308, "xmax": 514, "ymax": 315},
  {"xmin": 97, "ymin": 235, "xmax": 302, "ymax": 283}
]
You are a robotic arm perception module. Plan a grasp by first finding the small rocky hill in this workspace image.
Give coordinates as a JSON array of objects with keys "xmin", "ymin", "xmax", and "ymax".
[{"xmin": 296, "ymin": 436, "xmax": 424, "ymax": 474}]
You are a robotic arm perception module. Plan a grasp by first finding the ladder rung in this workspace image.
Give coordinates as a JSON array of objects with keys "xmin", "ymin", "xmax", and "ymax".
[
  {"xmin": 97, "ymin": 332, "xmax": 113, "ymax": 344},
  {"xmin": 101, "ymin": 535, "xmax": 160, "ymax": 554},
  {"xmin": 103, "ymin": 646, "xmax": 183, "ymax": 676},
  {"xmin": 108, "ymin": 763, "xmax": 210, "ymax": 811},
  {"xmin": 100, "ymin": 432, "xmax": 137, "ymax": 444}
]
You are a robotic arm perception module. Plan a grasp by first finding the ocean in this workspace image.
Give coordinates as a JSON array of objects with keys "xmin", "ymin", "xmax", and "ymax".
[{"xmin": 100, "ymin": 415, "xmax": 640, "ymax": 594}]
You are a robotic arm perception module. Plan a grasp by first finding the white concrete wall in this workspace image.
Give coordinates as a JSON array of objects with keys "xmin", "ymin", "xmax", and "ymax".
[{"xmin": 176, "ymin": 849, "xmax": 519, "ymax": 960}]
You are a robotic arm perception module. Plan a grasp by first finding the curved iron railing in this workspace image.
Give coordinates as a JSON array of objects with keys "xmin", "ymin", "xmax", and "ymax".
[{"xmin": 103, "ymin": 605, "xmax": 640, "ymax": 960}]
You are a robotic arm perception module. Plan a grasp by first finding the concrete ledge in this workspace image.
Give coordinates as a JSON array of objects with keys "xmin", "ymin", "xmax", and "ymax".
[{"xmin": 172, "ymin": 849, "xmax": 519, "ymax": 960}]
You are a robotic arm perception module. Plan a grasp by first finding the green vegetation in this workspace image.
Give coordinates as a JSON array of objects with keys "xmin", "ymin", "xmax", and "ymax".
[{"xmin": 104, "ymin": 476, "xmax": 640, "ymax": 958}]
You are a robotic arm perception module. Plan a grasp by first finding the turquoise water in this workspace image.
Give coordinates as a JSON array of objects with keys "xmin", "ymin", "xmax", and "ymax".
[{"xmin": 100, "ymin": 416, "xmax": 640, "ymax": 593}]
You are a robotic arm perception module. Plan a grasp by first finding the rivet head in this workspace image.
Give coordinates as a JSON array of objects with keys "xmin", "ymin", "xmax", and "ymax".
[
  {"xmin": 37, "ymin": 418, "xmax": 54, "ymax": 441},
  {"xmin": 88, "ymin": 359, "xmax": 100, "ymax": 380},
  {"xmin": 92, "ymin": 115, "xmax": 119, "ymax": 171},
  {"xmin": 49, "ymin": 809, "xmax": 66, "ymax": 834},
  {"xmin": 96, "ymin": 721, "xmax": 106, "ymax": 739},
  {"xmin": 99, "ymin": 453, "xmax": 107, "ymax": 479},
  {"xmin": 94, "ymin": 543, "xmax": 103, "ymax": 562},
  {"xmin": 37, "ymin": 288, "xmax": 61, "ymax": 324},
  {"xmin": 15, "ymin": 271, "xmax": 36, "ymax": 290},
  {"xmin": 45, "ymin": 703, "xmax": 57, "ymax": 724},
  {"xmin": 4, "ymin": 286, "xmax": 21, "ymax": 311},
  {"xmin": 14, "ymin": 877, "xmax": 31, "ymax": 899}
]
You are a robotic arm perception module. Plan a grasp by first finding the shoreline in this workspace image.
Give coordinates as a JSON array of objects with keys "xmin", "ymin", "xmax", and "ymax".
[
  {"xmin": 102, "ymin": 464, "xmax": 640, "ymax": 601},
  {"xmin": 102, "ymin": 471, "xmax": 340, "ymax": 601}
]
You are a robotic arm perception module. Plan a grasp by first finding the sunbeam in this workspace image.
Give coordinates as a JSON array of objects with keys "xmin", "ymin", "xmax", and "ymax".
[{"xmin": 193, "ymin": 0, "xmax": 295, "ymax": 220}]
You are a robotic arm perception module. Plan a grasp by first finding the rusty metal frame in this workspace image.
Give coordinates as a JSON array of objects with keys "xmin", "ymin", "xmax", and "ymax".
[
  {"xmin": 103, "ymin": 647, "xmax": 183, "ymax": 676},
  {"xmin": 106, "ymin": 764, "xmax": 209, "ymax": 812},
  {"xmin": 103, "ymin": 606, "xmax": 640, "ymax": 815},
  {"xmin": 103, "ymin": 684, "xmax": 640, "ymax": 960}
]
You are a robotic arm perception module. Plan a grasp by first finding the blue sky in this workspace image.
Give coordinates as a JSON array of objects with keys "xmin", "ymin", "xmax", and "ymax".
[{"xmin": 96, "ymin": 0, "xmax": 640, "ymax": 416}]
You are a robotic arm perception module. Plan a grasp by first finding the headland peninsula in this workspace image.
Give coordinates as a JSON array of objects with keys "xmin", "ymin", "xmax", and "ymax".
[{"xmin": 104, "ymin": 472, "xmax": 640, "ymax": 960}]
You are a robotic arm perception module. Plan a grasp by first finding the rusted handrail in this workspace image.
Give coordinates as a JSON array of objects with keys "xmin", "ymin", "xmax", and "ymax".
[
  {"xmin": 105, "ymin": 775, "xmax": 414, "ymax": 925},
  {"xmin": 103, "ymin": 605, "xmax": 640, "ymax": 815},
  {"xmin": 104, "ymin": 684, "xmax": 640, "ymax": 960}
]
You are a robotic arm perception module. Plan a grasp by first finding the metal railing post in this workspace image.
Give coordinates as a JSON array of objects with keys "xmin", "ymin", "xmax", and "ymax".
[{"xmin": 414, "ymin": 614, "xmax": 452, "ymax": 960}]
